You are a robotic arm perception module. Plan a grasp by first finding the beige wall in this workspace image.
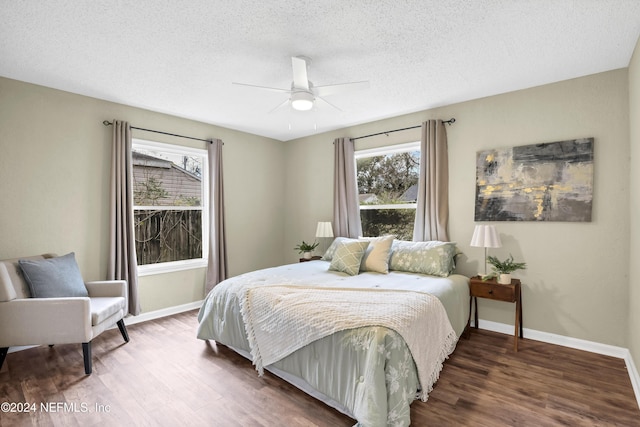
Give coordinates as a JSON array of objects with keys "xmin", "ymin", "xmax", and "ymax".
[
  {"xmin": 628, "ymin": 37, "xmax": 640, "ymax": 366},
  {"xmin": 284, "ymin": 69, "xmax": 631, "ymax": 347},
  {"xmin": 1, "ymin": 61, "xmax": 635, "ymax": 348},
  {"xmin": 0, "ymin": 77, "xmax": 285, "ymax": 314}
]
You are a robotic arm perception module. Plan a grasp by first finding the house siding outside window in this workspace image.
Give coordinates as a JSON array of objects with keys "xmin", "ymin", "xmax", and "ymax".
[{"xmin": 132, "ymin": 139, "xmax": 208, "ymax": 275}]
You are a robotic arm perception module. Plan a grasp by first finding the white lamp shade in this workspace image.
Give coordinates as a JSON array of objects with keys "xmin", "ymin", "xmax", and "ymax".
[
  {"xmin": 315, "ymin": 221, "xmax": 334, "ymax": 238},
  {"xmin": 470, "ymin": 225, "xmax": 502, "ymax": 248}
]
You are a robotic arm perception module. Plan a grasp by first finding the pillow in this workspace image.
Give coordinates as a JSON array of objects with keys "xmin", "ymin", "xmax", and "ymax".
[
  {"xmin": 321, "ymin": 237, "xmax": 349, "ymax": 261},
  {"xmin": 19, "ymin": 252, "xmax": 89, "ymax": 298},
  {"xmin": 328, "ymin": 240, "xmax": 370, "ymax": 276},
  {"xmin": 389, "ymin": 240, "xmax": 457, "ymax": 277},
  {"xmin": 359, "ymin": 235, "xmax": 395, "ymax": 274}
]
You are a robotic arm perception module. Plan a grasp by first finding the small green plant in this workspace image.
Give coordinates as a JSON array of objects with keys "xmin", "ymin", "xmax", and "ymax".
[
  {"xmin": 294, "ymin": 240, "xmax": 319, "ymax": 254},
  {"xmin": 486, "ymin": 254, "xmax": 527, "ymax": 276}
]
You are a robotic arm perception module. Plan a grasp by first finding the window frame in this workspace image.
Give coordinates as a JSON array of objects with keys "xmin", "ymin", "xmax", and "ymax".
[
  {"xmin": 132, "ymin": 138, "xmax": 209, "ymax": 276},
  {"xmin": 355, "ymin": 141, "xmax": 420, "ymax": 236}
]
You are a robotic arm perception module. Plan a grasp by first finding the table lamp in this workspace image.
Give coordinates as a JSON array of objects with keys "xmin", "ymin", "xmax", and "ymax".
[
  {"xmin": 470, "ymin": 224, "xmax": 502, "ymax": 276},
  {"xmin": 315, "ymin": 221, "xmax": 334, "ymax": 256}
]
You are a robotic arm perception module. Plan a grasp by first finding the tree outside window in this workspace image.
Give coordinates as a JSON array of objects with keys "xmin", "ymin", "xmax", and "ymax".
[{"xmin": 356, "ymin": 143, "xmax": 420, "ymax": 240}]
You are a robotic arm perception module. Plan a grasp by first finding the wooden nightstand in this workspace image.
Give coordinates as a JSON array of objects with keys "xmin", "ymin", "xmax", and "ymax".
[
  {"xmin": 299, "ymin": 256, "xmax": 322, "ymax": 262},
  {"xmin": 468, "ymin": 276, "xmax": 523, "ymax": 351}
]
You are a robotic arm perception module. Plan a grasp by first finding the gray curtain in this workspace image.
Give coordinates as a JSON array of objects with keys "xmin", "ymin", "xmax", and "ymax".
[
  {"xmin": 413, "ymin": 120, "xmax": 450, "ymax": 242},
  {"xmin": 333, "ymin": 137, "xmax": 362, "ymax": 238},
  {"xmin": 205, "ymin": 139, "xmax": 228, "ymax": 293},
  {"xmin": 108, "ymin": 120, "xmax": 140, "ymax": 315}
]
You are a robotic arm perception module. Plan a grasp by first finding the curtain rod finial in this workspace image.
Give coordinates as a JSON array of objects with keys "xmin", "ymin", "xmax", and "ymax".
[{"xmin": 103, "ymin": 120, "xmax": 112, "ymax": 126}]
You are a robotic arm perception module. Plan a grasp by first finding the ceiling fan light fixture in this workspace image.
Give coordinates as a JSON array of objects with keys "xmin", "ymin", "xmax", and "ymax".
[{"xmin": 291, "ymin": 91, "xmax": 314, "ymax": 111}]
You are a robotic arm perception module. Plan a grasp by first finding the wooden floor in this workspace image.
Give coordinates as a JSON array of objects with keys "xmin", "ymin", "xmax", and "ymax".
[{"xmin": 1, "ymin": 310, "xmax": 638, "ymax": 426}]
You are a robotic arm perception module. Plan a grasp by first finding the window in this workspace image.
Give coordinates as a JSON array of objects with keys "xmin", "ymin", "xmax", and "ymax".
[
  {"xmin": 132, "ymin": 139, "xmax": 208, "ymax": 274},
  {"xmin": 355, "ymin": 142, "xmax": 420, "ymax": 240}
]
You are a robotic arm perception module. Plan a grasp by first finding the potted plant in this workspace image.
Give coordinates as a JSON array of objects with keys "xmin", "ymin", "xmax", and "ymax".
[
  {"xmin": 486, "ymin": 254, "xmax": 526, "ymax": 284},
  {"xmin": 294, "ymin": 240, "xmax": 319, "ymax": 260}
]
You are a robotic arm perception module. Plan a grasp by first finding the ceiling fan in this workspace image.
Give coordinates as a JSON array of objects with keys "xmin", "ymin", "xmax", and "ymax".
[{"xmin": 233, "ymin": 56, "xmax": 369, "ymax": 112}]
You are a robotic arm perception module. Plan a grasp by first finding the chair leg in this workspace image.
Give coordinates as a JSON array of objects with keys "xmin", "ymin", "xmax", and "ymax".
[
  {"xmin": 82, "ymin": 342, "xmax": 92, "ymax": 375},
  {"xmin": 117, "ymin": 319, "xmax": 130, "ymax": 343},
  {"xmin": 0, "ymin": 347, "xmax": 8, "ymax": 370}
]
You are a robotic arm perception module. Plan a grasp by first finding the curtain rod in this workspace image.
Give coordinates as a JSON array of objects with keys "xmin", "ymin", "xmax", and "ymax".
[
  {"xmin": 102, "ymin": 120, "xmax": 212, "ymax": 143},
  {"xmin": 352, "ymin": 118, "xmax": 456, "ymax": 141}
]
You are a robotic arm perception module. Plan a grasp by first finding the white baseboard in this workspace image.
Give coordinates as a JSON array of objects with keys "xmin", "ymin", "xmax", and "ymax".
[
  {"xmin": 477, "ymin": 319, "xmax": 629, "ymax": 357},
  {"xmin": 475, "ymin": 319, "xmax": 640, "ymax": 409},
  {"xmin": 124, "ymin": 300, "xmax": 203, "ymax": 326},
  {"xmin": 625, "ymin": 350, "xmax": 640, "ymax": 410}
]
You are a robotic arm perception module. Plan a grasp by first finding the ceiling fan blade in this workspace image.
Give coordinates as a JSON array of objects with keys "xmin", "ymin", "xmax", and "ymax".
[
  {"xmin": 313, "ymin": 80, "xmax": 369, "ymax": 97},
  {"xmin": 291, "ymin": 56, "xmax": 310, "ymax": 91},
  {"xmin": 316, "ymin": 95, "xmax": 342, "ymax": 112},
  {"xmin": 232, "ymin": 82, "xmax": 291, "ymax": 93},
  {"xmin": 267, "ymin": 98, "xmax": 290, "ymax": 114}
]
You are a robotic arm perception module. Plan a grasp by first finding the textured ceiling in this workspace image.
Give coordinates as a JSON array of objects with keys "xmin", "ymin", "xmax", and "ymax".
[{"xmin": 1, "ymin": 1, "xmax": 639, "ymax": 141}]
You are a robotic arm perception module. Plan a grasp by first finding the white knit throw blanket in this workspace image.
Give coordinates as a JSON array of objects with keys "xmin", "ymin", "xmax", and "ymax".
[{"xmin": 239, "ymin": 285, "xmax": 457, "ymax": 401}]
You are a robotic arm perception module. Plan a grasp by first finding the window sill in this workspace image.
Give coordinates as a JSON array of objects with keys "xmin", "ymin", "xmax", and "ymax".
[{"xmin": 137, "ymin": 259, "xmax": 207, "ymax": 276}]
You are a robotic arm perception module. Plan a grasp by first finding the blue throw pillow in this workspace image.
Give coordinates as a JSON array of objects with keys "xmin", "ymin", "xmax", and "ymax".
[{"xmin": 19, "ymin": 253, "xmax": 89, "ymax": 298}]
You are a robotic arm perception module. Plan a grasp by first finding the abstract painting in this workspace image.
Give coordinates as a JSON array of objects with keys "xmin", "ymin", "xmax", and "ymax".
[{"xmin": 474, "ymin": 138, "xmax": 594, "ymax": 222}]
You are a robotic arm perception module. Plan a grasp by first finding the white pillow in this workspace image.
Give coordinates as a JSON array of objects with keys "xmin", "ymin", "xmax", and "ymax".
[{"xmin": 359, "ymin": 235, "xmax": 395, "ymax": 274}]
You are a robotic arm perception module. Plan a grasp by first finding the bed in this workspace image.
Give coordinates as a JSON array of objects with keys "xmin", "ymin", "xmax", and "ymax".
[{"xmin": 197, "ymin": 237, "xmax": 470, "ymax": 427}]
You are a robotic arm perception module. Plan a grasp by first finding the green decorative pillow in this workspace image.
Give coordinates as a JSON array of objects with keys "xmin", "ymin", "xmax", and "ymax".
[
  {"xmin": 389, "ymin": 240, "xmax": 457, "ymax": 277},
  {"xmin": 321, "ymin": 237, "xmax": 349, "ymax": 261},
  {"xmin": 328, "ymin": 240, "xmax": 370, "ymax": 276},
  {"xmin": 19, "ymin": 252, "xmax": 89, "ymax": 298},
  {"xmin": 359, "ymin": 235, "xmax": 395, "ymax": 274}
]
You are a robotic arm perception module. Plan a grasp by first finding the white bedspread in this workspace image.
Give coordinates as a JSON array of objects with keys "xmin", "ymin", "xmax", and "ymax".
[
  {"xmin": 240, "ymin": 284, "xmax": 457, "ymax": 401},
  {"xmin": 197, "ymin": 261, "xmax": 470, "ymax": 426}
]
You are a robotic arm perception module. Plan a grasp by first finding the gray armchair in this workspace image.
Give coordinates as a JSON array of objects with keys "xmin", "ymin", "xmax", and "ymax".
[{"xmin": 0, "ymin": 254, "xmax": 129, "ymax": 374}]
